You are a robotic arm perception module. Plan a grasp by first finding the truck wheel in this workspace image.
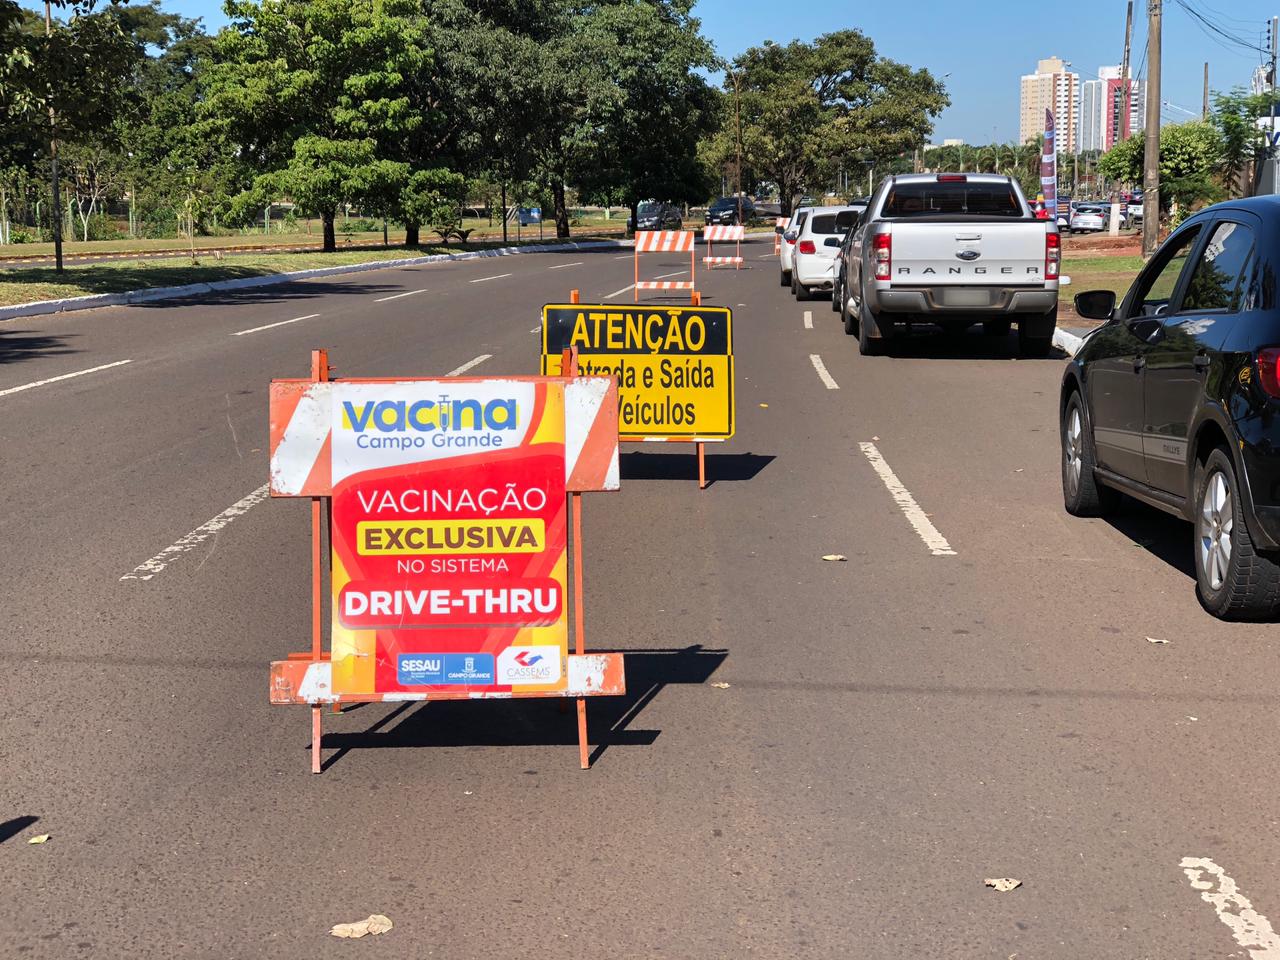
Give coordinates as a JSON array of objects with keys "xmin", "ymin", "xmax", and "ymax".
[
  {"xmin": 780, "ymin": 268, "xmax": 790, "ymax": 287},
  {"xmin": 830, "ymin": 280, "xmax": 842, "ymax": 312},
  {"xmin": 1018, "ymin": 306, "xmax": 1057, "ymax": 358},
  {"xmin": 983, "ymin": 319, "xmax": 1011, "ymax": 337},
  {"xmin": 841, "ymin": 288, "xmax": 858, "ymax": 336},
  {"xmin": 858, "ymin": 297, "xmax": 885, "ymax": 356},
  {"xmin": 1193, "ymin": 448, "xmax": 1280, "ymax": 620},
  {"xmin": 1061, "ymin": 390, "xmax": 1117, "ymax": 517}
]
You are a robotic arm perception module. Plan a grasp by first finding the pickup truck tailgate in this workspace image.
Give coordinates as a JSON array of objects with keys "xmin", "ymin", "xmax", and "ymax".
[{"xmin": 889, "ymin": 222, "xmax": 1048, "ymax": 286}]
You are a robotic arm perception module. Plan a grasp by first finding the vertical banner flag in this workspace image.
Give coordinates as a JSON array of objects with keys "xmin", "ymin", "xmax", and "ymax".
[
  {"xmin": 328, "ymin": 380, "xmax": 569, "ymax": 697},
  {"xmin": 1042, "ymin": 109, "xmax": 1058, "ymax": 218}
]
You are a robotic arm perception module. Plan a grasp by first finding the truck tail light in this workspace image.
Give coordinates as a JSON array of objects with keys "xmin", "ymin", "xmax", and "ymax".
[
  {"xmin": 873, "ymin": 233, "xmax": 891, "ymax": 280},
  {"xmin": 1258, "ymin": 347, "xmax": 1280, "ymax": 398},
  {"xmin": 798, "ymin": 240, "xmax": 816, "ymax": 255},
  {"xmin": 1045, "ymin": 232, "xmax": 1060, "ymax": 281},
  {"xmin": 937, "ymin": 174, "xmax": 967, "ymax": 182}
]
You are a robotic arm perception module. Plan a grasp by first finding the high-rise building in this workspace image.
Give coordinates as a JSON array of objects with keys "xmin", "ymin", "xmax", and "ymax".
[
  {"xmin": 1020, "ymin": 57, "xmax": 1080, "ymax": 152},
  {"xmin": 1079, "ymin": 66, "xmax": 1145, "ymax": 152}
]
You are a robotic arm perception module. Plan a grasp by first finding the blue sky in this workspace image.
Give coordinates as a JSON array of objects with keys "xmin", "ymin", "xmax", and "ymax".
[{"xmin": 33, "ymin": 0, "xmax": 1280, "ymax": 144}]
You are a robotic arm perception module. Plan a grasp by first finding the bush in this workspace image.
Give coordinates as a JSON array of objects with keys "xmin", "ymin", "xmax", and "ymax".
[
  {"xmin": 9, "ymin": 229, "xmax": 35, "ymax": 243},
  {"xmin": 347, "ymin": 218, "xmax": 378, "ymax": 232},
  {"xmin": 79, "ymin": 213, "xmax": 122, "ymax": 241}
]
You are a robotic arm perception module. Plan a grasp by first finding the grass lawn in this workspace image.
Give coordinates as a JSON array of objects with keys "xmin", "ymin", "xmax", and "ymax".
[
  {"xmin": 0, "ymin": 241, "xmax": 576, "ymax": 307},
  {"xmin": 1064, "ymin": 253, "xmax": 1143, "ymax": 298}
]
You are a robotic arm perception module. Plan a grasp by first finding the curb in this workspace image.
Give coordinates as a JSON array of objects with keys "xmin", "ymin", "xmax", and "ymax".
[
  {"xmin": 0, "ymin": 239, "xmax": 626, "ymax": 322},
  {"xmin": 1053, "ymin": 327, "xmax": 1084, "ymax": 357}
]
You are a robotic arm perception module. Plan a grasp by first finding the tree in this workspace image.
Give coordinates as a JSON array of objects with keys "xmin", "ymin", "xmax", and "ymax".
[
  {"xmin": 205, "ymin": 0, "xmax": 434, "ymax": 251},
  {"xmin": 1098, "ymin": 121, "xmax": 1224, "ymax": 218},
  {"xmin": 1211, "ymin": 87, "xmax": 1280, "ymax": 196},
  {"xmin": 722, "ymin": 31, "xmax": 948, "ymax": 215}
]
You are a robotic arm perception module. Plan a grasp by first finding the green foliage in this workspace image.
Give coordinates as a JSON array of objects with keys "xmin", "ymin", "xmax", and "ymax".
[
  {"xmin": 1211, "ymin": 87, "xmax": 1280, "ymax": 196},
  {"xmin": 1098, "ymin": 122, "xmax": 1224, "ymax": 215}
]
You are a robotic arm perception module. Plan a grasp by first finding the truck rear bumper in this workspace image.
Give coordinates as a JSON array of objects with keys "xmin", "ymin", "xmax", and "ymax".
[{"xmin": 871, "ymin": 287, "xmax": 1057, "ymax": 315}]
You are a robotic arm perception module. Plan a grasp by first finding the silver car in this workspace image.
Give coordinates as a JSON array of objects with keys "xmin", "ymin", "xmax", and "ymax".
[{"xmin": 1069, "ymin": 205, "xmax": 1107, "ymax": 233}]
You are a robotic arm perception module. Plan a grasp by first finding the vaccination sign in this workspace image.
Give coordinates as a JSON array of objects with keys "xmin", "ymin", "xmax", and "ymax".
[
  {"xmin": 329, "ymin": 380, "xmax": 569, "ymax": 697},
  {"xmin": 541, "ymin": 303, "xmax": 734, "ymax": 440}
]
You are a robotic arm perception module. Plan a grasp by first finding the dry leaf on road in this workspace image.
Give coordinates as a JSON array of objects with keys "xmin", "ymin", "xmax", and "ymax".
[
  {"xmin": 984, "ymin": 878, "xmax": 1021, "ymax": 892},
  {"xmin": 710, "ymin": 681, "xmax": 731, "ymax": 689},
  {"xmin": 330, "ymin": 915, "xmax": 393, "ymax": 939},
  {"xmin": 27, "ymin": 834, "xmax": 49, "ymax": 845},
  {"xmin": 821, "ymin": 554, "xmax": 847, "ymax": 562},
  {"xmin": 1145, "ymin": 636, "xmax": 1169, "ymax": 644}
]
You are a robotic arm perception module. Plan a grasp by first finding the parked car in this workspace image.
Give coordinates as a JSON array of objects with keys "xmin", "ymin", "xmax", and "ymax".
[
  {"xmin": 840, "ymin": 173, "xmax": 1060, "ymax": 356},
  {"xmin": 831, "ymin": 215, "xmax": 866, "ymax": 314},
  {"xmin": 705, "ymin": 196, "xmax": 756, "ymax": 226},
  {"xmin": 1069, "ymin": 204, "xmax": 1108, "ymax": 233},
  {"xmin": 1061, "ymin": 195, "xmax": 1280, "ymax": 618},
  {"xmin": 627, "ymin": 200, "xmax": 682, "ymax": 234},
  {"xmin": 779, "ymin": 207, "xmax": 811, "ymax": 287},
  {"xmin": 1126, "ymin": 199, "xmax": 1144, "ymax": 227},
  {"xmin": 791, "ymin": 204, "xmax": 864, "ymax": 301}
]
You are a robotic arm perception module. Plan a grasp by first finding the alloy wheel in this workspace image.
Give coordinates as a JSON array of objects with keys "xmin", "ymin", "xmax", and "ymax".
[
  {"xmin": 1198, "ymin": 469, "xmax": 1234, "ymax": 591},
  {"xmin": 1064, "ymin": 406, "xmax": 1083, "ymax": 498}
]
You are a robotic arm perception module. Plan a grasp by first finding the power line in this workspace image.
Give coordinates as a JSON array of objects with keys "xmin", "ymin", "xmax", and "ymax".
[{"xmin": 1173, "ymin": 0, "xmax": 1269, "ymax": 55}]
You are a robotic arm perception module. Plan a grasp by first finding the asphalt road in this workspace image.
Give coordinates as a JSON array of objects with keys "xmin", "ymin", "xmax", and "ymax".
[{"xmin": 2, "ymin": 240, "xmax": 1278, "ymax": 959}]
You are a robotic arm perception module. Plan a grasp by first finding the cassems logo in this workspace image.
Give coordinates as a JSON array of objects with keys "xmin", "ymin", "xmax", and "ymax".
[{"xmin": 498, "ymin": 646, "xmax": 562, "ymax": 685}]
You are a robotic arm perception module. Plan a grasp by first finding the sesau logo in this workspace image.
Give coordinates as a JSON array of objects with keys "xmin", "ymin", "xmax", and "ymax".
[
  {"xmin": 397, "ymin": 653, "xmax": 495, "ymax": 686},
  {"xmin": 498, "ymin": 646, "xmax": 562, "ymax": 685}
]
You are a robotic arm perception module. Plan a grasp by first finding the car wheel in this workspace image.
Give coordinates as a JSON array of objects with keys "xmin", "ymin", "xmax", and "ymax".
[
  {"xmin": 780, "ymin": 269, "xmax": 791, "ymax": 287},
  {"xmin": 792, "ymin": 271, "xmax": 811, "ymax": 301},
  {"xmin": 1061, "ymin": 391, "xmax": 1118, "ymax": 517},
  {"xmin": 841, "ymin": 287, "xmax": 858, "ymax": 336},
  {"xmin": 983, "ymin": 319, "xmax": 1011, "ymax": 337},
  {"xmin": 831, "ymin": 278, "xmax": 842, "ymax": 312},
  {"xmin": 1193, "ymin": 448, "xmax": 1280, "ymax": 620},
  {"xmin": 857, "ymin": 293, "xmax": 884, "ymax": 355}
]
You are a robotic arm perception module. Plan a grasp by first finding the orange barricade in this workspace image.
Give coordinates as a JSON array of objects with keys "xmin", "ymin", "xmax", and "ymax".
[
  {"xmin": 268, "ymin": 350, "xmax": 625, "ymax": 772},
  {"xmin": 703, "ymin": 225, "xmax": 744, "ymax": 269},
  {"xmin": 633, "ymin": 230, "xmax": 695, "ymax": 302},
  {"xmin": 773, "ymin": 217, "xmax": 786, "ymax": 254}
]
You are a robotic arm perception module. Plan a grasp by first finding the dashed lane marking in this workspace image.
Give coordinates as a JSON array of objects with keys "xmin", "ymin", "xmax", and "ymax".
[
  {"xmin": 1181, "ymin": 858, "xmax": 1280, "ymax": 958},
  {"xmin": 809, "ymin": 354, "xmax": 839, "ymax": 389},
  {"xmin": 602, "ymin": 283, "xmax": 636, "ymax": 300},
  {"xmin": 231, "ymin": 314, "xmax": 320, "ymax": 336},
  {"xmin": 858, "ymin": 442, "xmax": 957, "ymax": 556},
  {"xmin": 0, "ymin": 359, "xmax": 134, "ymax": 398},
  {"xmin": 446, "ymin": 354, "xmax": 491, "ymax": 377},
  {"xmin": 373, "ymin": 289, "xmax": 426, "ymax": 302},
  {"xmin": 120, "ymin": 484, "xmax": 270, "ymax": 581},
  {"xmin": 548, "ymin": 261, "xmax": 584, "ymax": 270},
  {"xmin": 469, "ymin": 273, "xmax": 512, "ymax": 283},
  {"xmin": 653, "ymin": 270, "xmax": 688, "ymax": 279},
  {"xmin": 804, "ymin": 310, "xmax": 813, "ymax": 330}
]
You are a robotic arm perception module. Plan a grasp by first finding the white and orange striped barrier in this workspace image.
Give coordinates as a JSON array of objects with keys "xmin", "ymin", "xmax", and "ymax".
[
  {"xmin": 633, "ymin": 229, "xmax": 695, "ymax": 301},
  {"xmin": 773, "ymin": 217, "xmax": 786, "ymax": 254},
  {"xmin": 268, "ymin": 350, "xmax": 624, "ymax": 773},
  {"xmin": 703, "ymin": 224, "xmax": 744, "ymax": 268}
]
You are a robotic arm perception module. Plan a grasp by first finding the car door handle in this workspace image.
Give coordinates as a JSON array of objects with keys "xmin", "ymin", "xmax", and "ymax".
[
  {"xmin": 1193, "ymin": 352, "xmax": 1210, "ymax": 372},
  {"xmin": 1133, "ymin": 355, "xmax": 1146, "ymax": 373}
]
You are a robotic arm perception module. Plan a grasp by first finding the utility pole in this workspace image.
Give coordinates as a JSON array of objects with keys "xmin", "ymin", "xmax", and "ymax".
[
  {"xmin": 1202, "ymin": 62, "xmax": 1209, "ymax": 118},
  {"xmin": 1119, "ymin": 1, "xmax": 1134, "ymax": 142},
  {"xmin": 1271, "ymin": 18, "xmax": 1278, "ymax": 196},
  {"xmin": 729, "ymin": 68, "xmax": 743, "ymax": 225},
  {"xmin": 1142, "ymin": 0, "xmax": 1162, "ymax": 258},
  {"xmin": 44, "ymin": 1, "xmax": 64, "ymax": 273}
]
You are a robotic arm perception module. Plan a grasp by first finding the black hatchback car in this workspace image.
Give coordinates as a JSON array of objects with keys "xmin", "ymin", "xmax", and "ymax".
[
  {"xmin": 1060, "ymin": 196, "xmax": 1280, "ymax": 618},
  {"xmin": 627, "ymin": 201, "xmax": 682, "ymax": 234},
  {"xmin": 705, "ymin": 196, "xmax": 755, "ymax": 226}
]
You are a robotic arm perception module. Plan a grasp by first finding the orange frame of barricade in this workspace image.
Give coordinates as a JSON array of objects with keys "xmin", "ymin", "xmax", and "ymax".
[
  {"xmin": 702, "ymin": 225, "xmax": 744, "ymax": 269},
  {"xmin": 270, "ymin": 349, "xmax": 625, "ymax": 773},
  {"xmin": 633, "ymin": 230, "xmax": 696, "ymax": 303}
]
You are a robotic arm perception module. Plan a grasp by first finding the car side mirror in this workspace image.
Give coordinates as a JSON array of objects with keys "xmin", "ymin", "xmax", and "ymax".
[
  {"xmin": 824, "ymin": 237, "xmax": 841, "ymax": 248},
  {"xmin": 1074, "ymin": 289, "xmax": 1116, "ymax": 321}
]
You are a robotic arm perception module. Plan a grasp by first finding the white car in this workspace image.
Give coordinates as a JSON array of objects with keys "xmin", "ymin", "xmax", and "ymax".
[
  {"xmin": 779, "ymin": 207, "xmax": 810, "ymax": 287},
  {"xmin": 791, "ymin": 205, "xmax": 863, "ymax": 300},
  {"xmin": 1069, "ymin": 205, "xmax": 1107, "ymax": 233}
]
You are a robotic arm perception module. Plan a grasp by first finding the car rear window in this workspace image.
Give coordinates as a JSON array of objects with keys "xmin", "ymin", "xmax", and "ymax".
[
  {"xmin": 883, "ymin": 183, "xmax": 1022, "ymax": 218},
  {"xmin": 810, "ymin": 210, "xmax": 859, "ymax": 235}
]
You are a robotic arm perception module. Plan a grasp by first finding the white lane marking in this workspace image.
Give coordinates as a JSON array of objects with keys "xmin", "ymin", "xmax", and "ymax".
[
  {"xmin": 374, "ymin": 289, "xmax": 425, "ymax": 302},
  {"xmin": 809, "ymin": 354, "xmax": 839, "ymax": 389},
  {"xmin": 548, "ymin": 261, "xmax": 584, "ymax": 270},
  {"xmin": 603, "ymin": 284, "xmax": 636, "ymax": 300},
  {"xmin": 469, "ymin": 273, "xmax": 512, "ymax": 283},
  {"xmin": 446, "ymin": 354, "xmax": 491, "ymax": 377},
  {"xmin": 1181, "ymin": 857, "xmax": 1280, "ymax": 958},
  {"xmin": 613, "ymin": 255, "xmax": 631, "ymax": 260},
  {"xmin": 858, "ymin": 442, "xmax": 957, "ymax": 556},
  {"xmin": 0, "ymin": 359, "xmax": 133, "ymax": 398},
  {"xmin": 231, "ymin": 313, "xmax": 320, "ymax": 336},
  {"xmin": 803, "ymin": 310, "xmax": 813, "ymax": 330},
  {"xmin": 529, "ymin": 326, "xmax": 541, "ymax": 334},
  {"xmin": 758, "ymin": 252, "xmax": 776, "ymax": 259},
  {"xmin": 120, "ymin": 484, "xmax": 270, "ymax": 581},
  {"xmin": 653, "ymin": 270, "xmax": 688, "ymax": 279}
]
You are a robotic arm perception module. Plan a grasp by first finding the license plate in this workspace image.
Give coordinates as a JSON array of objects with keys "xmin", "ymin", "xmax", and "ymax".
[{"xmin": 943, "ymin": 289, "xmax": 993, "ymax": 307}]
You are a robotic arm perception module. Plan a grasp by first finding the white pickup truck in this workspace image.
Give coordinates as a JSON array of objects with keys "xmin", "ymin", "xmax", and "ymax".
[{"xmin": 842, "ymin": 173, "xmax": 1061, "ymax": 357}]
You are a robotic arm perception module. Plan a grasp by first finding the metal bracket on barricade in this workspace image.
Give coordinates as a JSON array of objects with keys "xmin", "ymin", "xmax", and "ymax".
[
  {"xmin": 268, "ymin": 350, "xmax": 625, "ymax": 773},
  {"xmin": 703, "ymin": 224, "xmax": 744, "ymax": 269},
  {"xmin": 633, "ymin": 230, "xmax": 696, "ymax": 303}
]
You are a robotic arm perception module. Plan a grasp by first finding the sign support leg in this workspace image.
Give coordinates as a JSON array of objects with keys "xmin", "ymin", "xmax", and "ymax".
[
  {"xmin": 697, "ymin": 441, "xmax": 706, "ymax": 490},
  {"xmin": 572, "ymin": 492, "xmax": 589, "ymax": 770},
  {"xmin": 309, "ymin": 349, "xmax": 329, "ymax": 774}
]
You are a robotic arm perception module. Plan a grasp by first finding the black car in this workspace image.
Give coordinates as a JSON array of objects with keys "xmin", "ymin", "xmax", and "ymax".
[
  {"xmin": 705, "ymin": 196, "xmax": 755, "ymax": 226},
  {"xmin": 830, "ymin": 211, "xmax": 866, "ymax": 315},
  {"xmin": 628, "ymin": 201, "xmax": 682, "ymax": 234},
  {"xmin": 1060, "ymin": 196, "xmax": 1280, "ymax": 618}
]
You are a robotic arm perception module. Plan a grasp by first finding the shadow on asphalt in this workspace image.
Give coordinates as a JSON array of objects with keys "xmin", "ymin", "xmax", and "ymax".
[
  {"xmin": 0, "ymin": 330, "xmax": 80, "ymax": 365},
  {"xmin": 872, "ymin": 329, "xmax": 1069, "ymax": 361},
  {"xmin": 131, "ymin": 279, "xmax": 405, "ymax": 310},
  {"xmin": 1103, "ymin": 497, "xmax": 1196, "ymax": 580},
  {"xmin": 620, "ymin": 451, "xmax": 774, "ymax": 486},
  {"xmin": 316, "ymin": 645, "xmax": 728, "ymax": 771},
  {"xmin": 0, "ymin": 815, "xmax": 39, "ymax": 845}
]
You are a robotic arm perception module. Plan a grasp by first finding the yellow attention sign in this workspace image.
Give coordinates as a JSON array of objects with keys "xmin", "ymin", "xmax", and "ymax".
[{"xmin": 541, "ymin": 304, "xmax": 734, "ymax": 439}]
